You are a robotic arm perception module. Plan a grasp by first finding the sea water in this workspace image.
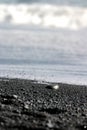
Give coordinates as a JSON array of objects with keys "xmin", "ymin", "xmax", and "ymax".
[{"xmin": 0, "ymin": 0, "xmax": 87, "ymax": 85}]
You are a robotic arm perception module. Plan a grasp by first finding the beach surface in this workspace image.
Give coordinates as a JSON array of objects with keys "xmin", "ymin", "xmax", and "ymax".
[{"xmin": 0, "ymin": 78, "xmax": 87, "ymax": 130}]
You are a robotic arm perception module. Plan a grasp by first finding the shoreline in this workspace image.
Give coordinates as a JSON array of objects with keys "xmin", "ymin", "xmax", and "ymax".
[{"xmin": 0, "ymin": 77, "xmax": 87, "ymax": 130}]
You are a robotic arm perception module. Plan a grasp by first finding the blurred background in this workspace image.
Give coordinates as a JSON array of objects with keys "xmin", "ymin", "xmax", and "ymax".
[
  {"xmin": 0, "ymin": 0, "xmax": 87, "ymax": 85},
  {"xmin": 0, "ymin": 0, "xmax": 87, "ymax": 30}
]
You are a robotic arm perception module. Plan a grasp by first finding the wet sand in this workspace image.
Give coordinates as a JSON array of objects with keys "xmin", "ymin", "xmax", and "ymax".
[{"xmin": 0, "ymin": 78, "xmax": 87, "ymax": 130}]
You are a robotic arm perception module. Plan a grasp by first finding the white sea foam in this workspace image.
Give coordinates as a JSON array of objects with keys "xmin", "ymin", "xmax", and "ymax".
[{"xmin": 0, "ymin": 4, "xmax": 87, "ymax": 30}]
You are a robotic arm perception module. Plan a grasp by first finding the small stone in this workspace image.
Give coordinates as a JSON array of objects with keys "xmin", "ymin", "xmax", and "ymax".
[
  {"xmin": 0, "ymin": 122, "xmax": 4, "ymax": 126},
  {"xmin": 13, "ymin": 95, "xmax": 18, "ymax": 99},
  {"xmin": 24, "ymin": 101, "xmax": 30, "ymax": 109},
  {"xmin": 84, "ymin": 125, "xmax": 87, "ymax": 129},
  {"xmin": 47, "ymin": 120, "xmax": 53, "ymax": 128},
  {"xmin": 46, "ymin": 84, "xmax": 59, "ymax": 90},
  {"xmin": 24, "ymin": 104, "xmax": 29, "ymax": 109},
  {"xmin": 53, "ymin": 85, "xmax": 59, "ymax": 90}
]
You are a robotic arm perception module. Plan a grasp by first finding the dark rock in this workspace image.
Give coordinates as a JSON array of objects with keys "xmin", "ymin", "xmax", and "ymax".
[{"xmin": 0, "ymin": 78, "xmax": 86, "ymax": 130}]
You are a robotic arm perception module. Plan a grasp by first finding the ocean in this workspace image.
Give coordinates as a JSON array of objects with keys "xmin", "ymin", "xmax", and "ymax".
[{"xmin": 0, "ymin": 0, "xmax": 87, "ymax": 85}]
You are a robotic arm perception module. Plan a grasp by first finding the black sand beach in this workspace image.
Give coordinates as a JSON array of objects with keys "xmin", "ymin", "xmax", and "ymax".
[{"xmin": 0, "ymin": 78, "xmax": 87, "ymax": 130}]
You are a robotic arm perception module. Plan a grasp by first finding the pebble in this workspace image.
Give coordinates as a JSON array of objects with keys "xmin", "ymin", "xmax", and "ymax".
[
  {"xmin": 24, "ymin": 101, "xmax": 30, "ymax": 109},
  {"xmin": 47, "ymin": 120, "xmax": 53, "ymax": 128},
  {"xmin": 13, "ymin": 95, "xmax": 18, "ymax": 99},
  {"xmin": 46, "ymin": 84, "xmax": 59, "ymax": 90},
  {"xmin": 24, "ymin": 104, "xmax": 29, "ymax": 109},
  {"xmin": 53, "ymin": 85, "xmax": 59, "ymax": 90},
  {"xmin": 84, "ymin": 125, "xmax": 87, "ymax": 129}
]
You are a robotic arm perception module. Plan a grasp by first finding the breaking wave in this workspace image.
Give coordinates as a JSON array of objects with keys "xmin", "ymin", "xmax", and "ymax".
[{"xmin": 0, "ymin": 4, "xmax": 87, "ymax": 30}]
